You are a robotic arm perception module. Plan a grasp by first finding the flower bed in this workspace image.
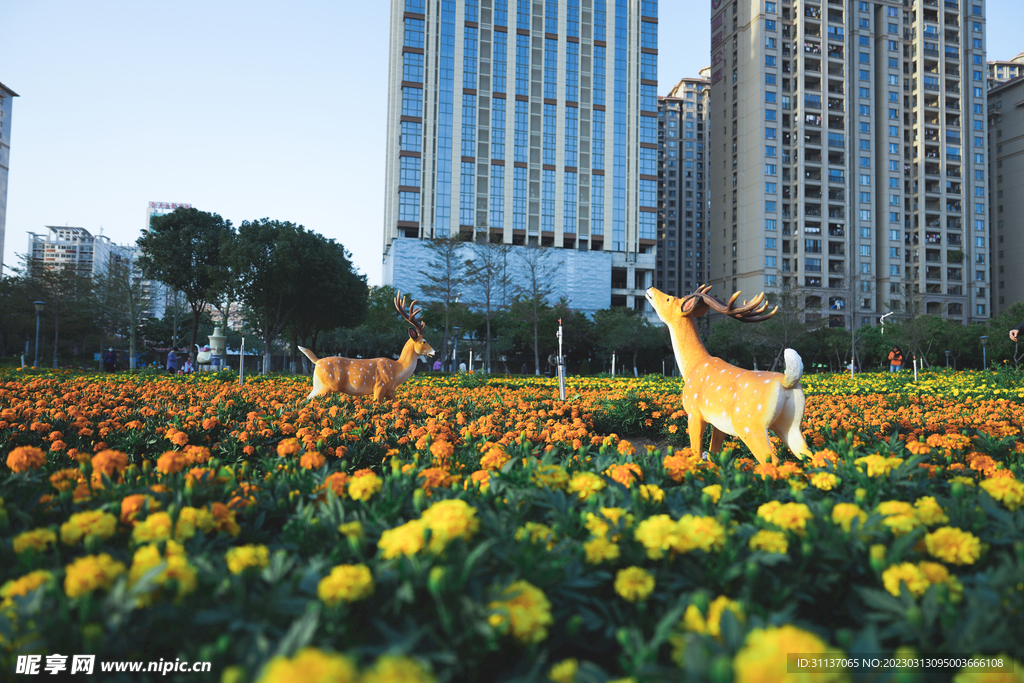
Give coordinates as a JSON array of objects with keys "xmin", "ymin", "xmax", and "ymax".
[{"xmin": 1, "ymin": 368, "xmax": 1023, "ymax": 682}]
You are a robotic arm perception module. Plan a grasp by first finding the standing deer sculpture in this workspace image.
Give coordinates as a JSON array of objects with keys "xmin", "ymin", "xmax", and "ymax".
[
  {"xmin": 298, "ymin": 293, "xmax": 435, "ymax": 402},
  {"xmin": 646, "ymin": 285, "xmax": 812, "ymax": 465}
]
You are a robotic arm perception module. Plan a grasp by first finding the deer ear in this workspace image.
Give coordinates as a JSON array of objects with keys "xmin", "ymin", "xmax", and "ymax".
[
  {"xmin": 681, "ymin": 297, "xmax": 696, "ymax": 315},
  {"xmin": 409, "ymin": 327, "xmax": 418, "ymax": 340}
]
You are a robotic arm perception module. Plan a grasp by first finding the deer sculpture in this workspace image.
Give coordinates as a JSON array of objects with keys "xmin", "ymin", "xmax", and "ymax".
[
  {"xmin": 646, "ymin": 285, "xmax": 812, "ymax": 465},
  {"xmin": 298, "ymin": 293, "xmax": 435, "ymax": 402}
]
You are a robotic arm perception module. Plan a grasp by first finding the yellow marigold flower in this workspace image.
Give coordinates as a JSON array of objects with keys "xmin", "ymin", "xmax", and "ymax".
[
  {"xmin": 917, "ymin": 561, "xmax": 964, "ymax": 603},
  {"xmin": 549, "ymin": 658, "xmax": 578, "ymax": 683},
  {"xmin": 758, "ymin": 501, "xmax": 813, "ymax": 535},
  {"xmin": 583, "ymin": 536, "xmax": 620, "ymax": 564},
  {"xmin": 854, "ymin": 454, "xmax": 904, "ymax": 477},
  {"xmin": 788, "ymin": 479, "xmax": 808, "ymax": 492},
  {"xmin": 676, "ymin": 515, "xmax": 726, "ymax": 553},
  {"xmin": 128, "ymin": 540, "xmax": 196, "ymax": 602},
  {"xmin": 870, "ymin": 544, "xmax": 887, "ymax": 564},
  {"xmin": 980, "ymin": 477, "xmax": 1024, "ymax": 512},
  {"xmin": 532, "ymin": 464, "xmax": 569, "ymax": 491},
  {"xmin": 952, "ymin": 655, "xmax": 1023, "ymax": 683},
  {"xmin": 49, "ymin": 468, "xmax": 84, "ymax": 492},
  {"xmin": 515, "ymin": 522, "xmax": 555, "ymax": 549},
  {"xmin": 479, "ymin": 444, "xmax": 511, "ymax": 471},
  {"xmin": 464, "ymin": 469, "xmax": 491, "ymax": 492},
  {"xmin": 875, "ymin": 500, "xmax": 921, "ymax": 537},
  {"xmin": 617, "ymin": 440, "xmax": 636, "ymax": 456},
  {"xmin": 925, "ymin": 527, "xmax": 983, "ymax": 565},
  {"xmin": 276, "ymin": 438, "xmax": 301, "ymax": 457},
  {"xmin": 584, "ymin": 507, "xmax": 633, "ymax": 540},
  {"xmin": 174, "ymin": 506, "xmax": 216, "ymax": 541},
  {"xmin": 913, "ymin": 496, "xmax": 950, "ymax": 526},
  {"xmin": 131, "ymin": 511, "xmax": 173, "ymax": 544},
  {"xmin": 60, "ymin": 510, "xmax": 118, "ymax": 546},
  {"xmin": 702, "ymin": 484, "xmax": 723, "ymax": 503},
  {"xmin": 634, "ymin": 515, "xmax": 682, "ymax": 560},
  {"xmin": 64, "ymin": 553, "xmax": 126, "ymax": 598},
  {"xmin": 318, "ymin": 564, "xmax": 374, "ymax": 606},
  {"xmin": 734, "ymin": 625, "xmax": 850, "ymax": 683},
  {"xmin": 950, "ymin": 476, "xmax": 977, "ymax": 487},
  {"xmin": 810, "ymin": 472, "xmax": 838, "ymax": 491},
  {"xmin": 13, "ymin": 528, "xmax": 57, "ymax": 554},
  {"xmin": 349, "ymin": 470, "xmax": 383, "ymax": 502},
  {"xmin": 683, "ymin": 595, "xmax": 744, "ymax": 638},
  {"xmin": 6, "ymin": 446, "xmax": 47, "ymax": 473},
  {"xmin": 749, "ymin": 529, "xmax": 788, "ymax": 554},
  {"xmin": 337, "ymin": 521, "xmax": 364, "ymax": 539},
  {"xmin": 256, "ymin": 648, "xmax": 358, "ymax": 683},
  {"xmin": 378, "ymin": 519, "xmax": 428, "ymax": 559},
  {"xmin": 420, "ymin": 499, "xmax": 480, "ymax": 553},
  {"xmin": 156, "ymin": 450, "xmax": 189, "ymax": 475},
  {"xmin": 639, "ymin": 484, "xmax": 665, "ymax": 504},
  {"xmin": 225, "ymin": 545, "xmax": 270, "ymax": 575},
  {"xmin": 299, "ymin": 451, "xmax": 326, "ymax": 469},
  {"xmin": 614, "ymin": 566, "xmax": 655, "ymax": 602},
  {"xmin": 488, "ymin": 579, "xmax": 553, "ymax": 644},
  {"xmin": 1, "ymin": 570, "xmax": 53, "ymax": 610},
  {"xmin": 567, "ymin": 471, "xmax": 606, "ymax": 500},
  {"xmin": 882, "ymin": 562, "xmax": 930, "ymax": 598},
  {"xmin": 362, "ymin": 655, "xmax": 436, "ymax": 683}
]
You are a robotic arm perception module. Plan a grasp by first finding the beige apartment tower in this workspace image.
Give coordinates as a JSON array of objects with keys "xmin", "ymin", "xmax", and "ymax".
[
  {"xmin": 709, "ymin": 0, "xmax": 990, "ymax": 327},
  {"xmin": 988, "ymin": 75, "xmax": 1024, "ymax": 315}
]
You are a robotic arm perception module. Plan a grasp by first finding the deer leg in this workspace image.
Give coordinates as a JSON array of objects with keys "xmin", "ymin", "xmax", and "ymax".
[
  {"xmin": 307, "ymin": 370, "xmax": 324, "ymax": 401},
  {"xmin": 709, "ymin": 427, "xmax": 727, "ymax": 455},
  {"xmin": 743, "ymin": 428, "xmax": 777, "ymax": 466},
  {"xmin": 373, "ymin": 362, "xmax": 391, "ymax": 403},
  {"xmin": 772, "ymin": 391, "xmax": 812, "ymax": 460},
  {"xmin": 687, "ymin": 413, "xmax": 708, "ymax": 455}
]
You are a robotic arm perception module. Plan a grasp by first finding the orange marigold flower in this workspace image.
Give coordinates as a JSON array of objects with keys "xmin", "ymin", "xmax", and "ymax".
[
  {"xmin": 419, "ymin": 467, "xmax": 458, "ymax": 492},
  {"xmin": 209, "ymin": 502, "xmax": 240, "ymax": 536},
  {"xmin": 120, "ymin": 494, "xmax": 160, "ymax": 526},
  {"xmin": 323, "ymin": 472, "xmax": 351, "ymax": 499},
  {"xmin": 49, "ymin": 441, "xmax": 67, "ymax": 452},
  {"xmin": 300, "ymin": 451, "xmax": 326, "ymax": 469},
  {"xmin": 617, "ymin": 440, "xmax": 636, "ymax": 456},
  {"xmin": 92, "ymin": 450, "xmax": 129, "ymax": 480},
  {"xmin": 605, "ymin": 463, "xmax": 643, "ymax": 488},
  {"xmin": 156, "ymin": 450, "xmax": 189, "ymax": 475},
  {"xmin": 276, "ymin": 438, "xmax": 301, "ymax": 457},
  {"xmin": 480, "ymin": 445, "xmax": 511, "ymax": 471},
  {"xmin": 663, "ymin": 448, "xmax": 703, "ymax": 482},
  {"xmin": 430, "ymin": 440, "xmax": 455, "ymax": 464},
  {"xmin": 50, "ymin": 468, "xmax": 85, "ymax": 491},
  {"xmin": 7, "ymin": 446, "xmax": 47, "ymax": 473},
  {"xmin": 905, "ymin": 440, "xmax": 931, "ymax": 455},
  {"xmin": 169, "ymin": 431, "xmax": 189, "ymax": 447}
]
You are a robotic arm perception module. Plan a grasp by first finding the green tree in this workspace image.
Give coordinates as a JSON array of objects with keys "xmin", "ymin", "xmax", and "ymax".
[
  {"xmin": 514, "ymin": 244, "xmax": 556, "ymax": 375},
  {"xmin": 419, "ymin": 236, "xmax": 467, "ymax": 372},
  {"xmin": 94, "ymin": 256, "xmax": 153, "ymax": 370},
  {"xmin": 593, "ymin": 307, "xmax": 652, "ymax": 376},
  {"xmin": 464, "ymin": 239, "xmax": 513, "ymax": 373},
  {"xmin": 137, "ymin": 207, "xmax": 233, "ymax": 364}
]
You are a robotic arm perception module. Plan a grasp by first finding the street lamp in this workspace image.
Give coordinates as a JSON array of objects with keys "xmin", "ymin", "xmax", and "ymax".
[
  {"xmin": 452, "ymin": 325, "xmax": 461, "ymax": 372},
  {"xmin": 980, "ymin": 335, "xmax": 989, "ymax": 369},
  {"xmin": 945, "ymin": 350, "xmax": 951, "ymax": 368},
  {"xmin": 33, "ymin": 301, "xmax": 45, "ymax": 368}
]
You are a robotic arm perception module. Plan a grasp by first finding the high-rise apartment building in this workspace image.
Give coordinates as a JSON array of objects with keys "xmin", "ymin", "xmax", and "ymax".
[
  {"xmin": 988, "ymin": 75, "xmax": 1024, "ymax": 315},
  {"xmin": 709, "ymin": 0, "xmax": 989, "ymax": 327},
  {"xmin": 987, "ymin": 51, "xmax": 1024, "ymax": 86},
  {"xmin": 657, "ymin": 74, "xmax": 711, "ymax": 298},
  {"xmin": 0, "ymin": 82, "xmax": 17, "ymax": 277},
  {"xmin": 28, "ymin": 227, "xmax": 131, "ymax": 276},
  {"xmin": 382, "ymin": 0, "xmax": 660, "ymax": 315}
]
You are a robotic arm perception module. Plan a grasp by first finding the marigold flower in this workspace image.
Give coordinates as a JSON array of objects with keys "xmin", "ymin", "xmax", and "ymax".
[
  {"xmin": 128, "ymin": 540, "xmax": 196, "ymax": 603},
  {"xmin": 663, "ymin": 448, "xmax": 703, "ymax": 482},
  {"xmin": 515, "ymin": 522, "xmax": 555, "ymax": 549},
  {"xmin": 925, "ymin": 527, "xmax": 982, "ymax": 565},
  {"xmin": 225, "ymin": 545, "xmax": 270, "ymax": 574},
  {"xmin": 548, "ymin": 659, "xmax": 579, "ymax": 683},
  {"xmin": 337, "ymin": 521, "xmax": 363, "ymax": 539},
  {"xmin": 49, "ymin": 468, "xmax": 85, "ymax": 492},
  {"xmin": 256, "ymin": 648, "xmax": 358, "ymax": 683},
  {"xmin": 464, "ymin": 469, "xmax": 491, "ymax": 492},
  {"xmin": 702, "ymin": 484, "xmax": 723, "ymax": 503},
  {"xmin": 210, "ymin": 502, "xmax": 241, "ymax": 536},
  {"xmin": 420, "ymin": 499, "xmax": 479, "ymax": 553},
  {"xmin": 299, "ymin": 451, "xmax": 326, "ymax": 469},
  {"xmin": 749, "ymin": 529, "xmax": 788, "ymax": 554},
  {"xmin": 91, "ymin": 450, "xmax": 128, "ymax": 481},
  {"xmin": 682, "ymin": 595, "xmax": 744, "ymax": 638},
  {"xmin": 120, "ymin": 494, "xmax": 160, "ymax": 526},
  {"xmin": 276, "ymin": 438, "xmax": 301, "ymax": 457},
  {"xmin": 733, "ymin": 625, "xmax": 848, "ymax": 683},
  {"xmin": 617, "ymin": 440, "xmax": 636, "ymax": 456},
  {"xmin": 64, "ymin": 553, "xmax": 126, "ymax": 598},
  {"xmin": 480, "ymin": 445, "xmax": 511, "ymax": 471},
  {"xmin": 614, "ymin": 566, "xmax": 655, "ymax": 602},
  {"xmin": 980, "ymin": 477, "xmax": 1024, "ymax": 512},
  {"xmin": 605, "ymin": 462, "xmax": 642, "ymax": 488},
  {"xmin": 854, "ymin": 454, "xmax": 904, "ymax": 477},
  {"xmin": 60, "ymin": 510, "xmax": 118, "ymax": 546},
  {"xmin": 6, "ymin": 446, "xmax": 46, "ymax": 473},
  {"xmin": 13, "ymin": 528, "xmax": 57, "ymax": 555},
  {"xmin": 810, "ymin": 472, "xmax": 838, "ymax": 491},
  {"xmin": 156, "ymin": 450, "xmax": 189, "ymax": 475},
  {"xmin": 322, "ymin": 471, "xmax": 350, "ymax": 499},
  {"xmin": 132, "ymin": 511, "xmax": 173, "ymax": 544},
  {"xmin": 567, "ymin": 471, "xmax": 606, "ymax": 500},
  {"xmin": 318, "ymin": 564, "xmax": 374, "ymax": 605},
  {"xmin": 809, "ymin": 449, "xmax": 839, "ymax": 468},
  {"xmin": 532, "ymin": 464, "xmax": 569, "ymax": 490},
  {"xmin": 583, "ymin": 536, "xmax": 620, "ymax": 564},
  {"xmin": 378, "ymin": 519, "xmax": 428, "ymax": 559},
  {"xmin": 882, "ymin": 562, "xmax": 930, "ymax": 598},
  {"xmin": 361, "ymin": 655, "xmax": 435, "ymax": 683},
  {"xmin": 175, "ymin": 506, "xmax": 216, "ymax": 540},
  {"xmin": 430, "ymin": 439, "xmax": 454, "ymax": 464},
  {"xmin": 418, "ymin": 467, "xmax": 458, "ymax": 493},
  {"xmin": 913, "ymin": 496, "xmax": 950, "ymax": 526},
  {"xmin": 487, "ymin": 580, "xmax": 553, "ymax": 644},
  {"xmin": 639, "ymin": 484, "xmax": 665, "ymax": 504},
  {"xmin": 349, "ymin": 470, "xmax": 384, "ymax": 501},
  {"xmin": 758, "ymin": 501, "xmax": 813, "ymax": 535},
  {"xmin": 831, "ymin": 503, "xmax": 868, "ymax": 533},
  {"xmin": 875, "ymin": 500, "xmax": 921, "ymax": 537},
  {"xmin": 0, "ymin": 570, "xmax": 53, "ymax": 610}
]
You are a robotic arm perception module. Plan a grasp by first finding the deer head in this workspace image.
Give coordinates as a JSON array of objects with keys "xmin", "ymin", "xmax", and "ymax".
[{"xmin": 395, "ymin": 292, "xmax": 436, "ymax": 358}]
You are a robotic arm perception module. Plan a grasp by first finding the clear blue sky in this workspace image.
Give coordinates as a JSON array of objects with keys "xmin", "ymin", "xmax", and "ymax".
[{"xmin": 2, "ymin": 1, "xmax": 1019, "ymax": 286}]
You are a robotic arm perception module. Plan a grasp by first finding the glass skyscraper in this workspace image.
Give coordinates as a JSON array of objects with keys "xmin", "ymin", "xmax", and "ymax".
[{"xmin": 383, "ymin": 0, "xmax": 659, "ymax": 314}]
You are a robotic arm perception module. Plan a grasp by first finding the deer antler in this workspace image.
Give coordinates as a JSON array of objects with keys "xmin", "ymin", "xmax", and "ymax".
[
  {"xmin": 691, "ymin": 286, "xmax": 779, "ymax": 322},
  {"xmin": 394, "ymin": 292, "xmax": 425, "ymax": 335}
]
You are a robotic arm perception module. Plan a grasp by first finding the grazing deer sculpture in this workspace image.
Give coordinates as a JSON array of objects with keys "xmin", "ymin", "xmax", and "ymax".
[
  {"xmin": 298, "ymin": 293, "xmax": 435, "ymax": 402},
  {"xmin": 646, "ymin": 285, "xmax": 812, "ymax": 465}
]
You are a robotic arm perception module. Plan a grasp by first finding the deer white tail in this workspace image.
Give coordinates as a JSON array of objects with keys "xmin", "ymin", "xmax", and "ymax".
[
  {"xmin": 781, "ymin": 348, "xmax": 803, "ymax": 388},
  {"xmin": 297, "ymin": 346, "xmax": 319, "ymax": 364}
]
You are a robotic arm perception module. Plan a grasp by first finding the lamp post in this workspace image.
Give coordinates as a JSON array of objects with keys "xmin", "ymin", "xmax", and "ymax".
[
  {"xmin": 33, "ymin": 301, "xmax": 45, "ymax": 368},
  {"xmin": 980, "ymin": 335, "xmax": 989, "ymax": 369},
  {"xmin": 945, "ymin": 350, "xmax": 951, "ymax": 368},
  {"xmin": 452, "ymin": 326, "xmax": 461, "ymax": 372}
]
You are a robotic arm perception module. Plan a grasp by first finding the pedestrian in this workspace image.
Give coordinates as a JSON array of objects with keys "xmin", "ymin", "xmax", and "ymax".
[
  {"xmin": 433, "ymin": 359, "xmax": 442, "ymax": 372},
  {"xmin": 166, "ymin": 349, "xmax": 178, "ymax": 375},
  {"xmin": 887, "ymin": 346, "xmax": 904, "ymax": 373},
  {"xmin": 1010, "ymin": 320, "xmax": 1024, "ymax": 342},
  {"xmin": 182, "ymin": 358, "xmax": 194, "ymax": 374},
  {"xmin": 102, "ymin": 348, "xmax": 118, "ymax": 373}
]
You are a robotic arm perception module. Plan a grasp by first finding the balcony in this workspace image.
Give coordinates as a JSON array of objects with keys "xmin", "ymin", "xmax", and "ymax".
[
  {"xmin": 829, "ymin": 226, "xmax": 845, "ymax": 237},
  {"xmin": 947, "ymin": 267, "xmax": 963, "ymax": 281},
  {"xmin": 805, "ymin": 42, "xmax": 822, "ymax": 55},
  {"xmin": 828, "ymin": 243, "xmax": 845, "ymax": 255},
  {"xmin": 827, "ymin": 171, "xmax": 845, "ymax": 183},
  {"xmin": 946, "ymin": 201, "xmax": 962, "ymax": 213},
  {"xmin": 926, "ymin": 266, "xmax": 943, "ymax": 280},
  {"xmin": 805, "ymin": 205, "xmax": 823, "ymax": 217},
  {"xmin": 828, "ymin": 207, "xmax": 845, "ymax": 219},
  {"xmin": 828, "ymin": 188, "xmax": 845, "ymax": 201},
  {"xmin": 828, "ymin": 261, "xmax": 845, "ymax": 274}
]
